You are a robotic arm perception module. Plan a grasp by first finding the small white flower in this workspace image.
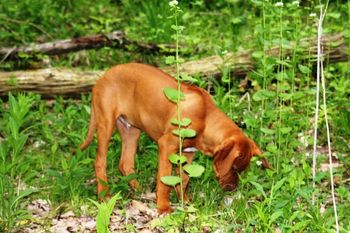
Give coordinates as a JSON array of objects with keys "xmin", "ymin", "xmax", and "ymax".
[
  {"xmin": 224, "ymin": 196, "xmax": 233, "ymax": 206},
  {"xmin": 169, "ymin": 0, "xmax": 178, "ymax": 7},
  {"xmin": 292, "ymin": 1, "xmax": 299, "ymax": 6},
  {"xmin": 275, "ymin": 2, "xmax": 283, "ymax": 7},
  {"xmin": 256, "ymin": 160, "xmax": 263, "ymax": 166},
  {"xmin": 309, "ymin": 13, "xmax": 317, "ymax": 17}
]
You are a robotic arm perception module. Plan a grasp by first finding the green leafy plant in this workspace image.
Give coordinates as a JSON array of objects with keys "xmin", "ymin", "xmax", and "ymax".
[
  {"xmin": 89, "ymin": 193, "xmax": 121, "ymax": 233},
  {"xmin": 0, "ymin": 93, "xmax": 37, "ymax": 232},
  {"xmin": 160, "ymin": 1, "xmax": 204, "ymax": 209}
]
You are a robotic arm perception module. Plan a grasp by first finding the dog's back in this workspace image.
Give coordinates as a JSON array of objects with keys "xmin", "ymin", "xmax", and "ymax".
[{"xmin": 92, "ymin": 63, "xmax": 207, "ymax": 141}]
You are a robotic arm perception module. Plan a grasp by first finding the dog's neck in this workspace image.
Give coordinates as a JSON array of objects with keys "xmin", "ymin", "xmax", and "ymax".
[{"xmin": 196, "ymin": 107, "xmax": 242, "ymax": 156}]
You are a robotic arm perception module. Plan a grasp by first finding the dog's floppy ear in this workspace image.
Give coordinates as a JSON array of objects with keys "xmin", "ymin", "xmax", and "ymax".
[
  {"xmin": 213, "ymin": 139, "xmax": 237, "ymax": 178},
  {"xmin": 231, "ymin": 138, "xmax": 257, "ymax": 172}
]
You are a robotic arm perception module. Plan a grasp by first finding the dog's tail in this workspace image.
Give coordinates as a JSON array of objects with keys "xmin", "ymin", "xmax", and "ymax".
[{"xmin": 80, "ymin": 104, "xmax": 96, "ymax": 151}]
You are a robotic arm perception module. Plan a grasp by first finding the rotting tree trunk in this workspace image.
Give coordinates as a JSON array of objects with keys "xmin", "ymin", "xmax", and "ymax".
[
  {"xmin": 0, "ymin": 33, "xmax": 348, "ymax": 98},
  {"xmin": 0, "ymin": 31, "xmax": 176, "ymax": 61}
]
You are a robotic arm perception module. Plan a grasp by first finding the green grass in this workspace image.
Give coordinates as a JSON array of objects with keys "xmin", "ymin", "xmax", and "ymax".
[{"xmin": 1, "ymin": 0, "xmax": 350, "ymax": 232}]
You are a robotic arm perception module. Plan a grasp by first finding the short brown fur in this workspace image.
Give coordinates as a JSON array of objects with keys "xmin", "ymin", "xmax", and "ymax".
[{"xmin": 80, "ymin": 63, "xmax": 270, "ymax": 213}]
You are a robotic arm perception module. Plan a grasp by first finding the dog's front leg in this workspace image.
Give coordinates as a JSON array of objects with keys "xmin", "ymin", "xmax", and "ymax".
[{"xmin": 156, "ymin": 135, "xmax": 177, "ymax": 214}]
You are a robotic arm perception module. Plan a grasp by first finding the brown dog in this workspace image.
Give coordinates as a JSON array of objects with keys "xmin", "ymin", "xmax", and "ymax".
[{"xmin": 80, "ymin": 63, "xmax": 269, "ymax": 213}]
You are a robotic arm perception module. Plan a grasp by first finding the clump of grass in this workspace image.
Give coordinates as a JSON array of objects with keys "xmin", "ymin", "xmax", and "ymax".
[{"xmin": 0, "ymin": 93, "xmax": 38, "ymax": 232}]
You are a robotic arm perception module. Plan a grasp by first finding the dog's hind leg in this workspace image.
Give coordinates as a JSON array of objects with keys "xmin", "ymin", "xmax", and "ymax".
[
  {"xmin": 93, "ymin": 98, "xmax": 116, "ymax": 200},
  {"xmin": 116, "ymin": 116, "xmax": 141, "ymax": 191}
]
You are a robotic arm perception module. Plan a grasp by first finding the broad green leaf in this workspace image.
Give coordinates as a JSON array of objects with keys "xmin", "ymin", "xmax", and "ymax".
[
  {"xmin": 328, "ymin": 12, "xmax": 341, "ymax": 19},
  {"xmin": 276, "ymin": 72, "xmax": 289, "ymax": 81},
  {"xmin": 231, "ymin": 17, "xmax": 242, "ymax": 24},
  {"xmin": 289, "ymin": 210, "xmax": 304, "ymax": 222},
  {"xmin": 11, "ymin": 188, "xmax": 38, "ymax": 209},
  {"xmin": 260, "ymin": 128, "xmax": 275, "ymax": 135},
  {"xmin": 255, "ymin": 204, "xmax": 267, "ymax": 223},
  {"xmin": 290, "ymin": 220, "xmax": 311, "ymax": 231},
  {"xmin": 184, "ymin": 164, "xmax": 204, "ymax": 177},
  {"xmin": 9, "ymin": 117, "xmax": 19, "ymax": 139},
  {"xmin": 83, "ymin": 105, "xmax": 91, "ymax": 114},
  {"xmin": 172, "ymin": 129, "xmax": 196, "ymax": 138},
  {"xmin": 272, "ymin": 178, "xmax": 286, "ymax": 193},
  {"xmin": 266, "ymin": 145, "xmax": 278, "ymax": 153},
  {"xmin": 168, "ymin": 154, "xmax": 187, "ymax": 164},
  {"xmin": 90, "ymin": 193, "xmax": 121, "ymax": 233},
  {"xmin": 186, "ymin": 205, "xmax": 198, "ymax": 213},
  {"xmin": 161, "ymin": 176, "xmax": 182, "ymax": 186},
  {"xmin": 171, "ymin": 25, "xmax": 185, "ymax": 32},
  {"xmin": 343, "ymin": 29, "xmax": 350, "ymax": 39},
  {"xmin": 18, "ymin": 52, "xmax": 30, "ymax": 59},
  {"xmin": 276, "ymin": 59, "xmax": 292, "ymax": 67},
  {"xmin": 298, "ymin": 64, "xmax": 311, "ymax": 74},
  {"xmin": 279, "ymin": 127, "xmax": 292, "ymax": 134},
  {"xmin": 51, "ymin": 142, "xmax": 58, "ymax": 154},
  {"xmin": 293, "ymin": 91, "xmax": 305, "ymax": 100},
  {"xmin": 252, "ymin": 51, "xmax": 264, "ymax": 58},
  {"xmin": 89, "ymin": 199, "xmax": 100, "ymax": 208},
  {"xmin": 250, "ymin": 181, "xmax": 266, "ymax": 198},
  {"xmin": 252, "ymin": 90, "xmax": 276, "ymax": 101},
  {"xmin": 165, "ymin": 56, "xmax": 175, "ymax": 65},
  {"xmin": 180, "ymin": 74, "xmax": 198, "ymax": 83},
  {"xmin": 269, "ymin": 210, "xmax": 283, "ymax": 224},
  {"xmin": 163, "ymin": 87, "xmax": 185, "ymax": 103},
  {"xmin": 280, "ymin": 93, "xmax": 292, "ymax": 100},
  {"xmin": 171, "ymin": 117, "xmax": 192, "ymax": 127},
  {"xmin": 80, "ymin": 158, "xmax": 95, "ymax": 165},
  {"xmin": 0, "ymin": 142, "xmax": 8, "ymax": 159},
  {"xmin": 61, "ymin": 159, "xmax": 68, "ymax": 171},
  {"xmin": 13, "ymin": 134, "xmax": 28, "ymax": 156}
]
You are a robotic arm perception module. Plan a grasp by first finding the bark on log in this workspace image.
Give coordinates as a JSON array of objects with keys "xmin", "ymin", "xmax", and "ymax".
[
  {"xmin": 0, "ymin": 31, "xmax": 176, "ymax": 61},
  {"xmin": 0, "ymin": 33, "xmax": 348, "ymax": 98}
]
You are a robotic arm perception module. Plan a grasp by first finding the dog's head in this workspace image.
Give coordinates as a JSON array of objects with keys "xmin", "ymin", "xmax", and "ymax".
[{"xmin": 213, "ymin": 136, "xmax": 268, "ymax": 191}]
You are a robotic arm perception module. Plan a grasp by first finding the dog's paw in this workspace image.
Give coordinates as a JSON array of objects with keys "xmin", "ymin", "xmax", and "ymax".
[
  {"xmin": 129, "ymin": 179, "xmax": 140, "ymax": 191},
  {"xmin": 158, "ymin": 206, "xmax": 173, "ymax": 215}
]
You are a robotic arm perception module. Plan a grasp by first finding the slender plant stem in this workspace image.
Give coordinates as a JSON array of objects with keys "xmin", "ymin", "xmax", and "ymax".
[
  {"xmin": 320, "ymin": 58, "xmax": 339, "ymax": 233},
  {"xmin": 311, "ymin": 6, "xmax": 322, "ymax": 208},
  {"xmin": 314, "ymin": 1, "xmax": 338, "ymax": 231},
  {"xmin": 174, "ymin": 8, "xmax": 184, "ymax": 207},
  {"xmin": 276, "ymin": 5, "xmax": 283, "ymax": 173},
  {"xmin": 259, "ymin": 0, "xmax": 267, "ymax": 146}
]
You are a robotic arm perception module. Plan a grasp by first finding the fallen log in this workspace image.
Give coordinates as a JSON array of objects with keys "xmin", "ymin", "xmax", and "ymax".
[
  {"xmin": 0, "ymin": 31, "xmax": 176, "ymax": 61},
  {"xmin": 0, "ymin": 33, "xmax": 348, "ymax": 98}
]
